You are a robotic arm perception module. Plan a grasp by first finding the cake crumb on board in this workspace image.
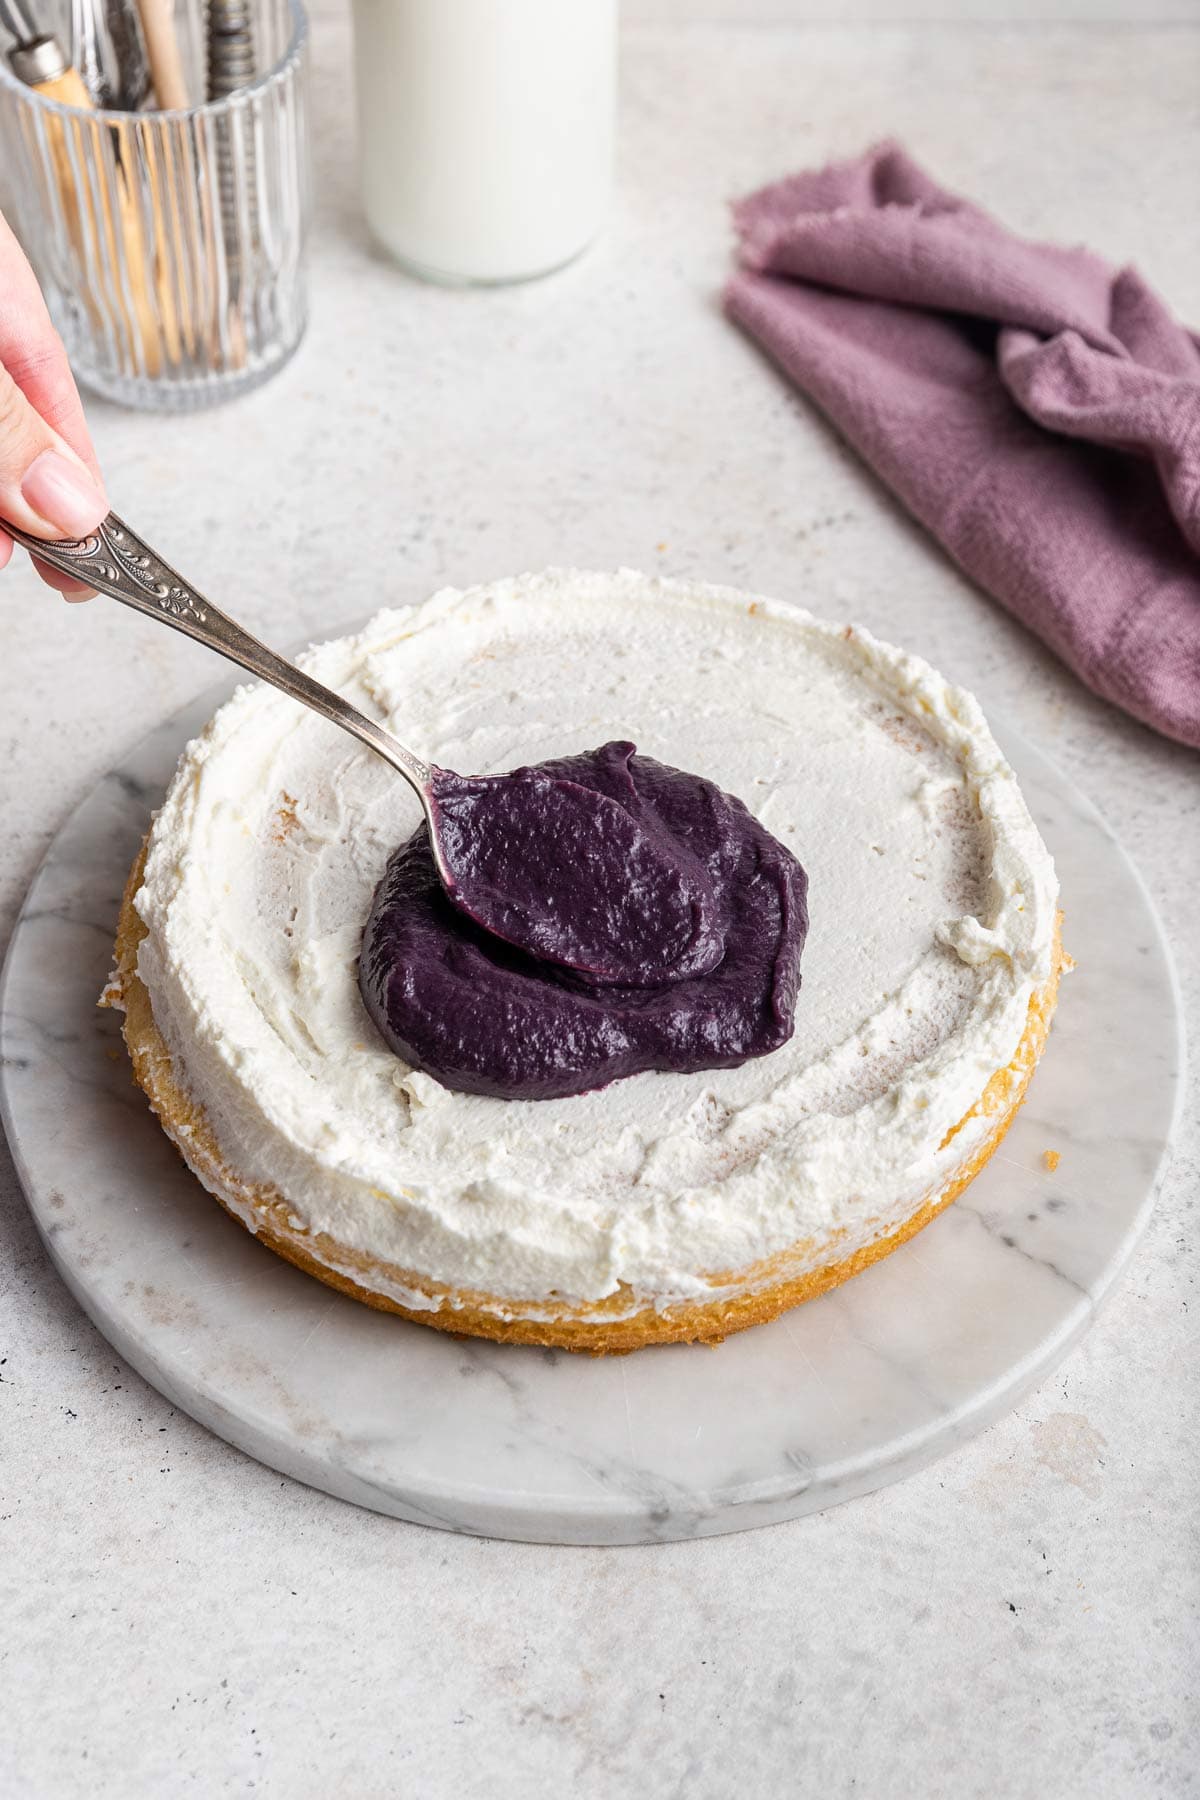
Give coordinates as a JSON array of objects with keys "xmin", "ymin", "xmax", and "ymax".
[{"xmin": 1043, "ymin": 1149, "xmax": 1061, "ymax": 1172}]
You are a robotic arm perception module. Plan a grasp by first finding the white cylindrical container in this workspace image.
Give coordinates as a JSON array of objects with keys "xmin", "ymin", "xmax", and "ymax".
[{"xmin": 352, "ymin": 0, "xmax": 617, "ymax": 285}]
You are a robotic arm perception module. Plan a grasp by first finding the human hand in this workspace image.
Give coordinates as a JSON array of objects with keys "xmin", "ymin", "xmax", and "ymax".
[{"xmin": 0, "ymin": 208, "xmax": 108, "ymax": 598}]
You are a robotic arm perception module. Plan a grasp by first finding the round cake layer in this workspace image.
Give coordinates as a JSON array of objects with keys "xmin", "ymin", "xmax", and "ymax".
[
  {"xmin": 121, "ymin": 570, "xmax": 1060, "ymax": 1330},
  {"xmin": 112, "ymin": 860, "xmax": 1062, "ymax": 1350}
]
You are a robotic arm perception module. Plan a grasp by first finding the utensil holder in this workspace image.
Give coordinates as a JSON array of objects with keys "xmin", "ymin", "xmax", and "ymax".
[{"xmin": 0, "ymin": 0, "xmax": 310, "ymax": 410}]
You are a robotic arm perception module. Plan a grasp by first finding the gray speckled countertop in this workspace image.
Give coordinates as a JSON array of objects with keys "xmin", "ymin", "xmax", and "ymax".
[{"xmin": 2, "ymin": 15, "xmax": 1197, "ymax": 1797}]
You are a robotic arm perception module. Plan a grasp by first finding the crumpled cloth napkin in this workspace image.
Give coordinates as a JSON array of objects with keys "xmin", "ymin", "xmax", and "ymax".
[{"xmin": 724, "ymin": 141, "xmax": 1200, "ymax": 750}]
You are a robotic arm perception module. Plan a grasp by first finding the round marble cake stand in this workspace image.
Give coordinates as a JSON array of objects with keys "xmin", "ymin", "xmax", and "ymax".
[{"xmin": 0, "ymin": 674, "xmax": 1184, "ymax": 1546}]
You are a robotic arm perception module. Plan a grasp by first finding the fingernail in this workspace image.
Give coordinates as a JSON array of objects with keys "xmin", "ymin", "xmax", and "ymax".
[{"xmin": 21, "ymin": 449, "xmax": 107, "ymax": 539}]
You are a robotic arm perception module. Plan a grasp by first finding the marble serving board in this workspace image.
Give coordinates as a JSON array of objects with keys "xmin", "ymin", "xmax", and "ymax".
[{"xmin": 0, "ymin": 664, "xmax": 1183, "ymax": 1546}]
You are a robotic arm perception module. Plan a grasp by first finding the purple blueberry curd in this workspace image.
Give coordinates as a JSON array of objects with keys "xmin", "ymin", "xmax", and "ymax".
[{"xmin": 359, "ymin": 741, "xmax": 808, "ymax": 1102}]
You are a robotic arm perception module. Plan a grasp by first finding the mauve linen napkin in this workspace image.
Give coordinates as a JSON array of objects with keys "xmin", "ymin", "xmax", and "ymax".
[{"xmin": 725, "ymin": 141, "xmax": 1200, "ymax": 750}]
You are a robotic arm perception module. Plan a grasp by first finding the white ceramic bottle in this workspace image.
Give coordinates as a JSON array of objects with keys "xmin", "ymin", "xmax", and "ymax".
[{"xmin": 351, "ymin": 0, "xmax": 617, "ymax": 285}]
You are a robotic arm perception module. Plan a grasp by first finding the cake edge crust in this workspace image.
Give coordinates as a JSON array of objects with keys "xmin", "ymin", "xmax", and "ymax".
[{"xmin": 108, "ymin": 841, "xmax": 1065, "ymax": 1355}]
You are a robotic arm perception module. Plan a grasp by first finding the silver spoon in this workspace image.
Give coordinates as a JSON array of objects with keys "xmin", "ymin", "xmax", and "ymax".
[
  {"xmin": 8, "ymin": 509, "xmax": 436, "ymax": 825},
  {"xmin": 9, "ymin": 513, "xmax": 711, "ymax": 984}
]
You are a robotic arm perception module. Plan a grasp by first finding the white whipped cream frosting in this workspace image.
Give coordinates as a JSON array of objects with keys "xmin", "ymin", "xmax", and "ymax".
[{"xmin": 133, "ymin": 571, "xmax": 1058, "ymax": 1320}]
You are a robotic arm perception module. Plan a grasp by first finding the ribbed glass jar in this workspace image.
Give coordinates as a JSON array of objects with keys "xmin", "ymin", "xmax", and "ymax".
[{"xmin": 0, "ymin": 0, "xmax": 310, "ymax": 410}]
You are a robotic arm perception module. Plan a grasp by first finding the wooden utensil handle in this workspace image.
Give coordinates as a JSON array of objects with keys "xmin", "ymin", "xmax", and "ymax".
[
  {"xmin": 136, "ymin": 0, "xmax": 189, "ymax": 109},
  {"xmin": 32, "ymin": 57, "xmax": 168, "ymax": 377},
  {"xmin": 32, "ymin": 65, "xmax": 94, "ymax": 108}
]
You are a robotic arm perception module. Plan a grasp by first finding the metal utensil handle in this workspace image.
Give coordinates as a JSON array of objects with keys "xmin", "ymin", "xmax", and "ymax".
[{"xmin": 8, "ymin": 512, "xmax": 432, "ymax": 795}]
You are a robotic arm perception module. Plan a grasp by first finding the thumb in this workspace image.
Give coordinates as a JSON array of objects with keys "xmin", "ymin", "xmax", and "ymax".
[{"xmin": 0, "ymin": 359, "xmax": 108, "ymax": 542}]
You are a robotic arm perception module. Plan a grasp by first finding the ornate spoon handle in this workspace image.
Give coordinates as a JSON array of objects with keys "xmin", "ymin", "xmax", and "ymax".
[{"xmin": 7, "ymin": 512, "xmax": 433, "ymax": 798}]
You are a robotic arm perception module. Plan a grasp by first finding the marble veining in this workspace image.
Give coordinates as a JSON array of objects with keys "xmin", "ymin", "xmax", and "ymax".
[{"xmin": 0, "ymin": 665, "xmax": 1182, "ymax": 1545}]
